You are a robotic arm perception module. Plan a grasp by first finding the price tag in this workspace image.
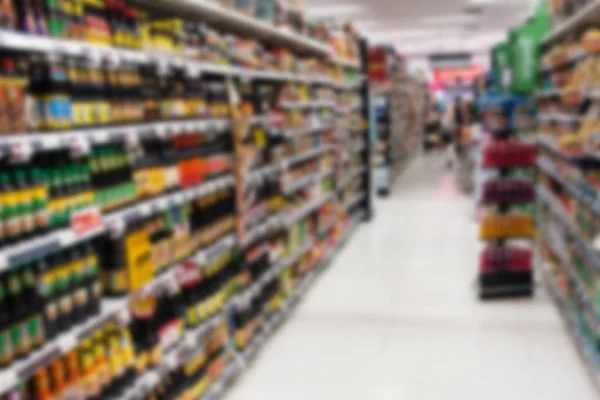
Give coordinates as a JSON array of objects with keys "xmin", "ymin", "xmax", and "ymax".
[
  {"xmin": 0, "ymin": 370, "xmax": 17, "ymax": 394},
  {"xmin": 124, "ymin": 129, "xmax": 139, "ymax": 150},
  {"xmin": 145, "ymin": 372, "xmax": 160, "ymax": 390},
  {"xmin": 83, "ymin": 46, "xmax": 104, "ymax": 67},
  {"xmin": 58, "ymin": 334, "xmax": 78, "ymax": 352},
  {"xmin": 71, "ymin": 207, "xmax": 103, "ymax": 236},
  {"xmin": 155, "ymin": 57, "xmax": 170, "ymax": 76},
  {"xmin": 185, "ymin": 63, "xmax": 202, "ymax": 78},
  {"xmin": 10, "ymin": 141, "xmax": 33, "ymax": 162},
  {"xmin": 106, "ymin": 217, "xmax": 125, "ymax": 238},
  {"xmin": 65, "ymin": 136, "xmax": 91, "ymax": 157},
  {"xmin": 196, "ymin": 252, "xmax": 207, "ymax": 266}
]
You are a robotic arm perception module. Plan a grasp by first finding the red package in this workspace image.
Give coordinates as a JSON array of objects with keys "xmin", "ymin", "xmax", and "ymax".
[
  {"xmin": 178, "ymin": 158, "xmax": 206, "ymax": 186},
  {"xmin": 479, "ymin": 245, "xmax": 532, "ymax": 273},
  {"xmin": 481, "ymin": 178, "xmax": 535, "ymax": 204},
  {"xmin": 483, "ymin": 140, "xmax": 536, "ymax": 168}
]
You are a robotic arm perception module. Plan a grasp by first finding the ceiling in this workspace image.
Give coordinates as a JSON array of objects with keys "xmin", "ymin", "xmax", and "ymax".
[{"xmin": 306, "ymin": 0, "xmax": 538, "ymax": 56}]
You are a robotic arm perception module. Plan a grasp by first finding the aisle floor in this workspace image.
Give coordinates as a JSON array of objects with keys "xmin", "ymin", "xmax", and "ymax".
[{"xmin": 225, "ymin": 156, "xmax": 598, "ymax": 400}]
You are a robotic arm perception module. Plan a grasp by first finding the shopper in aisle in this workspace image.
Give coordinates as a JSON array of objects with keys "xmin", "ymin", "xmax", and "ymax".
[
  {"xmin": 424, "ymin": 101, "xmax": 444, "ymax": 152},
  {"xmin": 444, "ymin": 96, "xmax": 468, "ymax": 169}
]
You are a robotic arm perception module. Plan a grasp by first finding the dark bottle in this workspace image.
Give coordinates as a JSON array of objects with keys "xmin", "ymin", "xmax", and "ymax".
[
  {"xmin": 3, "ymin": 170, "xmax": 21, "ymax": 245},
  {"xmin": 6, "ymin": 269, "xmax": 30, "ymax": 358},
  {"xmin": 53, "ymin": 252, "xmax": 74, "ymax": 333},
  {"xmin": 15, "ymin": 0, "xmax": 36, "ymax": 33},
  {"xmin": 36, "ymin": 255, "xmax": 58, "ymax": 341},
  {"xmin": 0, "ymin": 168, "xmax": 9, "ymax": 248},
  {"xmin": 14, "ymin": 168, "xmax": 34, "ymax": 239},
  {"xmin": 83, "ymin": 242, "xmax": 101, "ymax": 316},
  {"xmin": 30, "ymin": 166, "xmax": 49, "ymax": 235},
  {"xmin": 70, "ymin": 246, "xmax": 88, "ymax": 324},
  {"xmin": 0, "ymin": 277, "xmax": 13, "ymax": 368},
  {"xmin": 21, "ymin": 265, "xmax": 44, "ymax": 349}
]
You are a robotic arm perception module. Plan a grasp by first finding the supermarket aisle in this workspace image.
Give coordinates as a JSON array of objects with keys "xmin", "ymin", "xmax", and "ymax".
[{"xmin": 225, "ymin": 155, "xmax": 597, "ymax": 400}]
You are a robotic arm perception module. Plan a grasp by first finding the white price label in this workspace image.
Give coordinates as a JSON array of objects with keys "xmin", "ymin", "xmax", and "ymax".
[
  {"xmin": 10, "ymin": 141, "xmax": 33, "ymax": 162},
  {"xmin": 58, "ymin": 334, "xmax": 78, "ymax": 352},
  {"xmin": 124, "ymin": 129, "xmax": 139, "ymax": 150},
  {"xmin": 0, "ymin": 370, "xmax": 17, "ymax": 394},
  {"xmin": 185, "ymin": 63, "xmax": 202, "ymax": 78},
  {"xmin": 106, "ymin": 217, "xmax": 125, "ymax": 238},
  {"xmin": 67, "ymin": 136, "xmax": 91, "ymax": 157}
]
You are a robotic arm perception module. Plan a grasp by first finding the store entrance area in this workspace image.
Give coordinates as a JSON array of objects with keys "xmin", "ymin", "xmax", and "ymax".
[{"xmin": 225, "ymin": 155, "xmax": 596, "ymax": 400}]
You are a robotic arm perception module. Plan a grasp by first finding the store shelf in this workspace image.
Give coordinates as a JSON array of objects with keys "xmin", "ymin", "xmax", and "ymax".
[
  {"xmin": 349, "ymin": 143, "xmax": 367, "ymax": 154},
  {"xmin": 541, "ymin": 0, "xmax": 600, "ymax": 48},
  {"xmin": 0, "ymin": 224, "xmax": 104, "ymax": 275},
  {"xmin": 539, "ymin": 254, "xmax": 600, "ymax": 389},
  {"xmin": 0, "ymin": 9, "xmax": 331, "ymax": 60},
  {"xmin": 339, "ymin": 166, "xmax": 366, "ymax": 188},
  {"xmin": 538, "ymin": 112, "xmax": 581, "ymax": 124},
  {"xmin": 330, "ymin": 56, "xmax": 361, "ymax": 70},
  {"xmin": 538, "ymin": 220, "xmax": 599, "ymax": 322},
  {"xmin": 206, "ymin": 211, "xmax": 363, "ymax": 400},
  {"xmin": 245, "ymin": 164, "xmax": 281, "ymax": 186},
  {"xmin": 123, "ymin": 305, "xmax": 233, "ymax": 400},
  {"xmin": 280, "ymin": 99, "xmax": 336, "ymax": 109},
  {"xmin": 129, "ymin": 0, "xmax": 331, "ymax": 57},
  {"xmin": 106, "ymin": 174, "xmax": 236, "ymax": 227},
  {"xmin": 335, "ymin": 103, "xmax": 362, "ymax": 114},
  {"xmin": 344, "ymin": 191, "xmax": 367, "ymax": 211},
  {"xmin": 0, "ymin": 174, "xmax": 235, "ymax": 271},
  {"xmin": 332, "ymin": 80, "xmax": 364, "ymax": 91},
  {"xmin": 537, "ymin": 183, "xmax": 600, "ymax": 274},
  {"xmin": 0, "ymin": 118, "xmax": 231, "ymax": 155},
  {"xmin": 538, "ymin": 156, "xmax": 600, "ymax": 215},
  {"xmin": 284, "ymin": 193, "xmax": 335, "ymax": 227},
  {"xmin": 281, "ymin": 122, "xmax": 333, "ymax": 139},
  {"xmin": 0, "ymin": 298, "xmax": 129, "ymax": 394},
  {"xmin": 540, "ymin": 50, "xmax": 588, "ymax": 73},
  {"xmin": 198, "ymin": 362, "xmax": 241, "ymax": 400},
  {"xmin": 243, "ymin": 213, "xmax": 285, "ymax": 246},
  {"xmin": 282, "ymin": 172, "xmax": 321, "ymax": 194},
  {"xmin": 282, "ymin": 144, "xmax": 334, "ymax": 168},
  {"xmin": 236, "ymin": 237, "xmax": 314, "ymax": 306},
  {"xmin": 0, "ymin": 31, "xmax": 339, "ymax": 98},
  {"xmin": 0, "ymin": 0, "xmax": 372, "ymax": 395},
  {"xmin": 0, "ymin": 227, "xmax": 239, "ymax": 395}
]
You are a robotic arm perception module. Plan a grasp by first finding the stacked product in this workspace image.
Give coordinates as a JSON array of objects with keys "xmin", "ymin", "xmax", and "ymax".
[
  {"xmin": 535, "ymin": 0, "xmax": 600, "ymax": 385},
  {"xmin": 478, "ymin": 99, "xmax": 536, "ymax": 300},
  {"xmin": 0, "ymin": 1, "xmax": 372, "ymax": 399}
]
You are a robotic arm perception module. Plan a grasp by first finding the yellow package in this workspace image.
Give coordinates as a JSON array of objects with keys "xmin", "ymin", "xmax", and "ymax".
[
  {"xmin": 479, "ymin": 214, "xmax": 534, "ymax": 240},
  {"xmin": 124, "ymin": 228, "xmax": 153, "ymax": 291}
]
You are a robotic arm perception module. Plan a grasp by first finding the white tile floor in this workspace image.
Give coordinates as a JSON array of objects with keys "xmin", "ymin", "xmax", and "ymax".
[{"xmin": 225, "ymin": 155, "xmax": 598, "ymax": 400}]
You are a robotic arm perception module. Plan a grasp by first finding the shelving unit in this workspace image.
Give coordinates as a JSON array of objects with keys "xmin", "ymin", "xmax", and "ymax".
[
  {"xmin": 370, "ymin": 52, "xmax": 423, "ymax": 197},
  {"xmin": 477, "ymin": 101, "xmax": 536, "ymax": 300},
  {"xmin": 536, "ymin": 0, "xmax": 600, "ymax": 390},
  {"xmin": 0, "ymin": 1, "xmax": 371, "ymax": 399}
]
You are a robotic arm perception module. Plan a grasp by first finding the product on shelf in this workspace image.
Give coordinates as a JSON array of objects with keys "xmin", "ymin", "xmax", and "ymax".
[
  {"xmin": 0, "ymin": 1, "xmax": 370, "ymax": 398},
  {"xmin": 481, "ymin": 178, "xmax": 536, "ymax": 204},
  {"xmin": 482, "ymin": 140, "xmax": 537, "ymax": 168}
]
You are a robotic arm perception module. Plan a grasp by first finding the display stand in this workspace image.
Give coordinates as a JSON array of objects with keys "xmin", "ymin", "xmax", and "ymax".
[{"xmin": 478, "ymin": 101, "xmax": 536, "ymax": 300}]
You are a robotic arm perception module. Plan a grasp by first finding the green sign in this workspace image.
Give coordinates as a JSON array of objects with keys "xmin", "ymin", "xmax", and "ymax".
[
  {"xmin": 493, "ymin": 42, "xmax": 512, "ymax": 92},
  {"xmin": 510, "ymin": 6, "xmax": 550, "ymax": 94}
]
